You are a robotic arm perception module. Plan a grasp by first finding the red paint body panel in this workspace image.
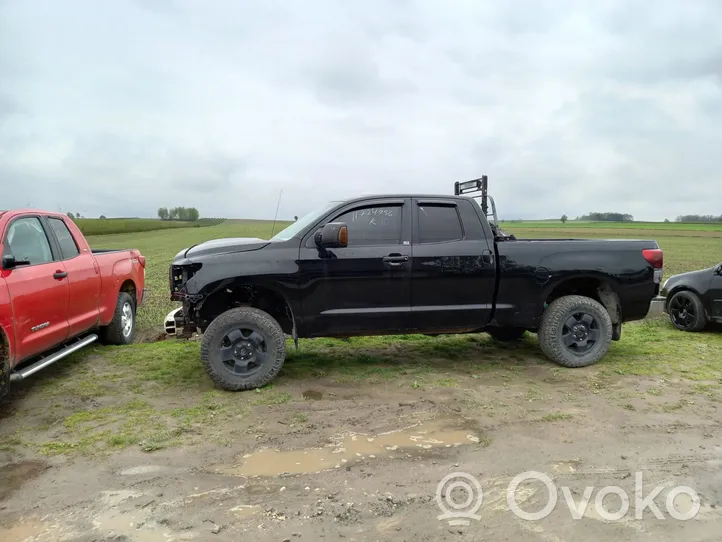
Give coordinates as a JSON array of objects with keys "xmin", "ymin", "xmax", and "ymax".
[{"xmin": 0, "ymin": 209, "xmax": 146, "ymax": 373}]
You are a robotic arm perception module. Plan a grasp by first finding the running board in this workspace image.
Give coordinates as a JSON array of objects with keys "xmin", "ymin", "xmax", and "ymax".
[{"xmin": 9, "ymin": 334, "xmax": 98, "ymax": 382}]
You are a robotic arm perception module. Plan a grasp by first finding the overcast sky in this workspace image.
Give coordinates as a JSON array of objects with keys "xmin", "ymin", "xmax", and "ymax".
[{"xmin": 1, "ymin": 0, "xmax": 721, "ymax": 221}]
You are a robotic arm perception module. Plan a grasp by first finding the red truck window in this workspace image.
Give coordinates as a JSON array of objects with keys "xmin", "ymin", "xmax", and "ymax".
[
  {"xmin": 5, "ymin": 217, "xmax": 54, "ymax": 265},
  {"xmin": 47, "ymin": 217, "xmax": 80, "ymax": 259}
]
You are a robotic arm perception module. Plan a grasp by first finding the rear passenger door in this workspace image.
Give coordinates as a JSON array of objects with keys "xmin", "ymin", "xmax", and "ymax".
[
  {"xmin": 410, "ymin": 198, "xmax": 496, "ymax": 332},
  {"xmin": 45, "ymin": 216, "xmax": 102, "ymax": 338}
]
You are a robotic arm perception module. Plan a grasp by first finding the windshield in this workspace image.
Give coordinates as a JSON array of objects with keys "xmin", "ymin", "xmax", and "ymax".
[{"xmin": 270, "ymin": 201, "xmax": 339, "ymax": 242}]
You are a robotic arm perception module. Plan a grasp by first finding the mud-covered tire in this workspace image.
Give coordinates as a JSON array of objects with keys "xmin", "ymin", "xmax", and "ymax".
[
  {"xmin": 487, "ymin": 326, "xmax": 527, "ymax": 342},
  {"xmin": 200, "ymin": 307, "xmax": 286, "ymax": 391},
  {"xmin": 100, "ymin": 292, "xmax": 136, "ymax": 345},
  {"xmin": 538, "ymin": 295, "xmax": 612, "ymax": 368},
  {"xmin": 668, "ymin": 290, "xmax": 707, "ymax": 332}
]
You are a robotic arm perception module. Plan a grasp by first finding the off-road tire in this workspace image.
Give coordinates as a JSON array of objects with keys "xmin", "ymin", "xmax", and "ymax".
[
  {"xmin": 668, "ymin": 290, "xmax": 707, "ymax": 332},
  {"xmin": 538, "ymin": 295, "xmax": 612, "ymax": 368},
  {"xmin": 200, "ymin": 307, "xmax": 286, "ymax": 391},
  {"xmin": 100, "ymin": 292, "xmax": 136, "ymax": 345},
  {"xmin": 487, "ymin": 326, "xmax": 527, "ymax": 342}
]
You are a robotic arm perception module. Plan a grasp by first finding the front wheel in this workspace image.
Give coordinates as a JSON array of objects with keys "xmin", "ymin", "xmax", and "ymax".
[
  {"xmin": 668, "ymin": 290, "xmax": 707, "ymax": 332},
  {"xmin": 200, "ymin": 307, "xmax": 286, "ymax": 391},
  {"xmin": 538, "ymin": 295, "xmax": 612, "ymax": 368}
]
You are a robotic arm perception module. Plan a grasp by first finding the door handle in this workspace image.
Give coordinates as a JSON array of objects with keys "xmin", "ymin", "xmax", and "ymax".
[
  {"xmin": 481, "ymin": 250, "xmax": 494, "ymax": 265},
  {"xmin": 383, "ymin": 254, "xmax": 409, "ymax": 266},
  {"xmin": 53, "ymin": 271, "xmax": 68, "ymax": 279}
]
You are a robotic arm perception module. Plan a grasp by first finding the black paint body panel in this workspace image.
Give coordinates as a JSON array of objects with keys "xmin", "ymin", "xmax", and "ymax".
[
  {"xmin": 661, "ymin": 264, "xmax": 722, "ymax": 321},
  {"xmin": 170, "ymin": 194, "xmax": 663, "ymax": 337}
]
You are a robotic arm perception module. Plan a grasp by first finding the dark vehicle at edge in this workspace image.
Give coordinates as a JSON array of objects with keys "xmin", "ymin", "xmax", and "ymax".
[
  {"xmin": 164, "ymin": 176, "xmax": 665, "ymax": 391},
  {"xmin": 655, "ymin": 263, "xmax": 722, "ymax": 331}
]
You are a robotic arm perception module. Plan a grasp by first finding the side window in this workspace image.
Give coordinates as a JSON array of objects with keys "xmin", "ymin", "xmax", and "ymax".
[
  {"xmin": 47, "ymin": 217, "xmax": 80, "ymax": 259},
  {"xmin": 334, "ymin": 204, "xmax": 403, "ymax": 246},
  {"xmin": 417, "ymin": 204, "xmax": 463, "ymax": 243},
  {"xmin": 4, "ymin": 217, "xmax": 54, "ymax": 265}
]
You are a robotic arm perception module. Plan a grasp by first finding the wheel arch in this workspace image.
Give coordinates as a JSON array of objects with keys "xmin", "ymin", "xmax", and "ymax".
[
  {"xmin": 195, "ymin": 279, "xmax": 295, "ymax": 336},
  {"xmin": 543, "ymin": 275, "xmax": 621, "ymax": 325}
]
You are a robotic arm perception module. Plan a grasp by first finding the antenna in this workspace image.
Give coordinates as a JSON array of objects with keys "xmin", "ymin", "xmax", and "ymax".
[{"xmin": 270, "ymin": 188, "xmax": 283, "ymax": 236}]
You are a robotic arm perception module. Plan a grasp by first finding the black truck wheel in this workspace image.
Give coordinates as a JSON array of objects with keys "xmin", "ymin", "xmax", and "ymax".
[
  {"xmin": 487, "ymin": 326, "xmax": 527, "ymax": 342},
  {"xmin": 538, "ymin": 295, "xmax": 612, "ymax": 368},
  {"xmin": 668, "ymin": 290, "xmax": 707, "ymax": 332},
  {"xmin": 200, "ymin": 307, "xmax": 286, "ymax": 391},
  {"xmin": 100, "ymin": 291, "xmax": 137, "ymax": 345}
]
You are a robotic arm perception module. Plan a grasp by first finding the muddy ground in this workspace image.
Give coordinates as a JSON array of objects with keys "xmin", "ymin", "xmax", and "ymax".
[{"xmin": 1, "ymin": 333, "xmax": 722, "ymax": 541}]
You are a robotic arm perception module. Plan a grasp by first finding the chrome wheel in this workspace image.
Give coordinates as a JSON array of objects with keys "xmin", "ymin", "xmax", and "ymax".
[{"xmin": 121, "ymin": 302, "xmax": 134, "ymax": 337}]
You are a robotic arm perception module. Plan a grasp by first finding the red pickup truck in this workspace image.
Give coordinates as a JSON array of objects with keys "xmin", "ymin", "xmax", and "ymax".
[{"xmin": 0, "ymin": 209, "xmax": 146, "ymax": 397}]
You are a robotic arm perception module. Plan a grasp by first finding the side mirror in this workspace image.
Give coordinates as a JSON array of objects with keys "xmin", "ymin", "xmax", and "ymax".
[
  {"xmin": 715, "ymin": 263, "xmax": 722, "ymax": 275},
  {"xmin": 314, "ymin": 222, "xmax": 348, "ymax": 248},
  {"xmin": 1, "ymin": 254, "xmax": 30, "ymax": 269}
]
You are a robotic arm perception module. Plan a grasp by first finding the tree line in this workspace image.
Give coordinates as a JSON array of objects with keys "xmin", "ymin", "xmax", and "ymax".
[
  {"xmin": 675, "ymin": 214, "xmax": 722, "ymax": 223},
  {"xmin": 157, "ymin": 207, "xmax": 200, "ymax": 221}
]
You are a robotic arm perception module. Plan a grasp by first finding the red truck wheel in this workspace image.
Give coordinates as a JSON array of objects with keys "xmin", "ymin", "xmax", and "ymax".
[{"xmin": 100, "ymin": 292, "xmax": 137, "ymax": 345}]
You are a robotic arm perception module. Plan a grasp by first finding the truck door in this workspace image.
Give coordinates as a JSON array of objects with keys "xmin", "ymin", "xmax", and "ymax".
[
  {"xmin": 298, "ymin": 198, "xmax": 412, "ymax": 335},
  {"xmin": 45, "ymin": 216, "xmax": 102, "ymax": 338},
  {"xmin": 709, "ymin": 263, "xmax": 722, "ymax": 320},
  {"xmin": 409, "ymin": 198, "xmax": 496, "ymax": 332},
  {"xmin": 1, "ymin": 215, "xmax": 70, "ymax": 363}
]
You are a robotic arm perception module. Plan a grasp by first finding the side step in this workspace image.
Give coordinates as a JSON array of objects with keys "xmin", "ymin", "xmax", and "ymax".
[{"xmin": 9, "ymin": 334, "xmax": 98, "ymax": 382}]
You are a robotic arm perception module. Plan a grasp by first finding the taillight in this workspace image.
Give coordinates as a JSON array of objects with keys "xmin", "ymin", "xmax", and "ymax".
[{"xmin": 642, "ymin": 248, "xmax": 663, "ymax": 269}]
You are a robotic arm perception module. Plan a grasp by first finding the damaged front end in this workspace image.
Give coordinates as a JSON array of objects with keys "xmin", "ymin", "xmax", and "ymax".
[{"xmin": 166, "ymin": 261, "xmax": 205, "ymax": 339}]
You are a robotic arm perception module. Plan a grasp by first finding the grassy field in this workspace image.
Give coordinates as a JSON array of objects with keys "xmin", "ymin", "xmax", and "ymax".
[
  {"xmin": 73, "ymin": 217, "xmax": 225, "ymax": 236},
  {"xmin": 2, "ymin": 218, "xmax": 721, "ymax": 457}
]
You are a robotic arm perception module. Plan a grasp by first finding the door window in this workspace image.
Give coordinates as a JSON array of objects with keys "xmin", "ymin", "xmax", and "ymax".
[
  {"xmin": 4, "ymin": 217, "xmax": 54, "ymax": 265},
  {"xmin": 47, "ymin": 217, "xmax": 80, "ymax": 259},
  {"xmin": 334, "ymin": 205, "xmax": 403, "ymax": 246},
  {"xmin": 417, "ymin": 204, "xmax": 463, "ymax": 243}
]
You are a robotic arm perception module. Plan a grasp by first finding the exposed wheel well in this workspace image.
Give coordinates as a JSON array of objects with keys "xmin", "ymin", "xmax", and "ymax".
[
  {"xmin": 197, "ymin": 283, "xmax": 294, "ymax": 335},
  {"xmin": 0, "ymin": 328, "xmax": 8, "ymax": 363},
  {"xmin": 545, "ymin": 278, "xmax": 621, "ymax": 325},
  {"xmin": 120, "ymin": 280, "xmax": 137, "ymax": 304}
]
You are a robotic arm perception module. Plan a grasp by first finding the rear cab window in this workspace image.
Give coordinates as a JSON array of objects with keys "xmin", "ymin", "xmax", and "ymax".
[
  {"xmin": 417, "ymin": 203, "xmax": 464, "ymax": 243},
  {"xmin": 47, "ymin": 217, "xmax": 80, "ymax": 259}
]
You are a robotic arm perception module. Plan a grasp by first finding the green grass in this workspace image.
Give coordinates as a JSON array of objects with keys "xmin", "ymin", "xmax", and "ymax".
[
  {"xmin": 74, "ymin": 217, "xmax": 225, "ymax": 236},
  {"xmin": 85, "ymin": 218, "xmax": 292, "ymax": 334}
]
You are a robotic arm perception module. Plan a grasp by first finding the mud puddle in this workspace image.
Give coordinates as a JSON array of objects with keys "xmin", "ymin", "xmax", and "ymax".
[
  {"xmin": 215, "ymin": 417, "xmax": 481, "ymax": 477},
  {"xmin": 0, "ymin": 460, "xmax": 47, "ymax": 501},
  {"xmin": 302, "ymin": 390, "xmax": 323, "ymax": 400}
]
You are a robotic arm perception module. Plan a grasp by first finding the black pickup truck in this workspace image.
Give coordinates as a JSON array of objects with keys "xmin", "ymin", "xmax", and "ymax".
[{"xmin": 165, "ymin": 177, "xmax": 664, "ymax": 391}]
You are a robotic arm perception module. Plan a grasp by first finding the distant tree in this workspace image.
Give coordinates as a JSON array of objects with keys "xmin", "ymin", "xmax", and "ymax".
[
  {"xmin": 168, "ymin": 207, "xmax": 179, "ymax": 220},
  {"xmin": 67, "ymin": 212, "xmax": 75, "ymax": 219},
  {"xmin": 664, "ymin": 218, "xmax": 670, "ymax": 223},
  {"xmin": 294, "ymin": 215, "xmax": 298, "ymax": 221},
  {"xmin": 676, "ymin": 214, "xmax": 722, "ymax": 223},
  {"xmin": 561, "ymin": 214, "xmax": 568, "ymax": 224},
  {"xmin": 158, "ymin": 207, "xmax": 169, "ymax": 220},
  {"xmin": 76, "ymin": 212, "xmax": 81, "ymax": 219},
  {"xmin": 578, "ymin": 212, "xmax": 634, "ymax": 222},
  {"xmin": 99, "ymin": 215, "xmax": 107, "ymax": 219}
]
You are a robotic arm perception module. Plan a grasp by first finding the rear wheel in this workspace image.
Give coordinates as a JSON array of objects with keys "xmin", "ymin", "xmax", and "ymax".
[
  {"xmin": 100, "ymin": 292, "xmax": 136, "ymax": 345},
  {"xmin": 200, "ymin": 307, "xmax": 286, "ymax": 391},
  {"xmin": 487, "ymin": 326, "xmax": 527, "ymax": 342},
  {"xmin": 538, "ymin": 295, "xmax": 612, "ymax": 368},
  {"xmin": 668, "ymin": 290, "xmax": 707, "ymax": 332}
]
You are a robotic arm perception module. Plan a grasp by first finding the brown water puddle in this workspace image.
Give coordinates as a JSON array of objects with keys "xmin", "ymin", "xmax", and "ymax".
[
  {"xmin": 0, "ymin": 520, "xmax": 46, "ymax": 542},
  {"xmin": 215, "ymin": 417, "xmax": 481, "ymax": 477},
  {"xmin": 0, "ymin": 460, "xmax": 47, "ymax": 501}
]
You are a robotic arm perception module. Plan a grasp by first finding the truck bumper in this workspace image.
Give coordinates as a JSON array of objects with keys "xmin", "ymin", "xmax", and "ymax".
[
  {"xmin": 164, "ymin": 307, "xmax": 183, "ymax": 336},
  {"xmin": 646, "ymin": 296, "xmax": 667, "ymax": 319}
]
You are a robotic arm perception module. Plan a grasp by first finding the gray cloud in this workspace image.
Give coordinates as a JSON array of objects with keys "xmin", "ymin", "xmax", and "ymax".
[{"xmin": 1, "ymin": 0, "xmax": 721, "ymax": 221}]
